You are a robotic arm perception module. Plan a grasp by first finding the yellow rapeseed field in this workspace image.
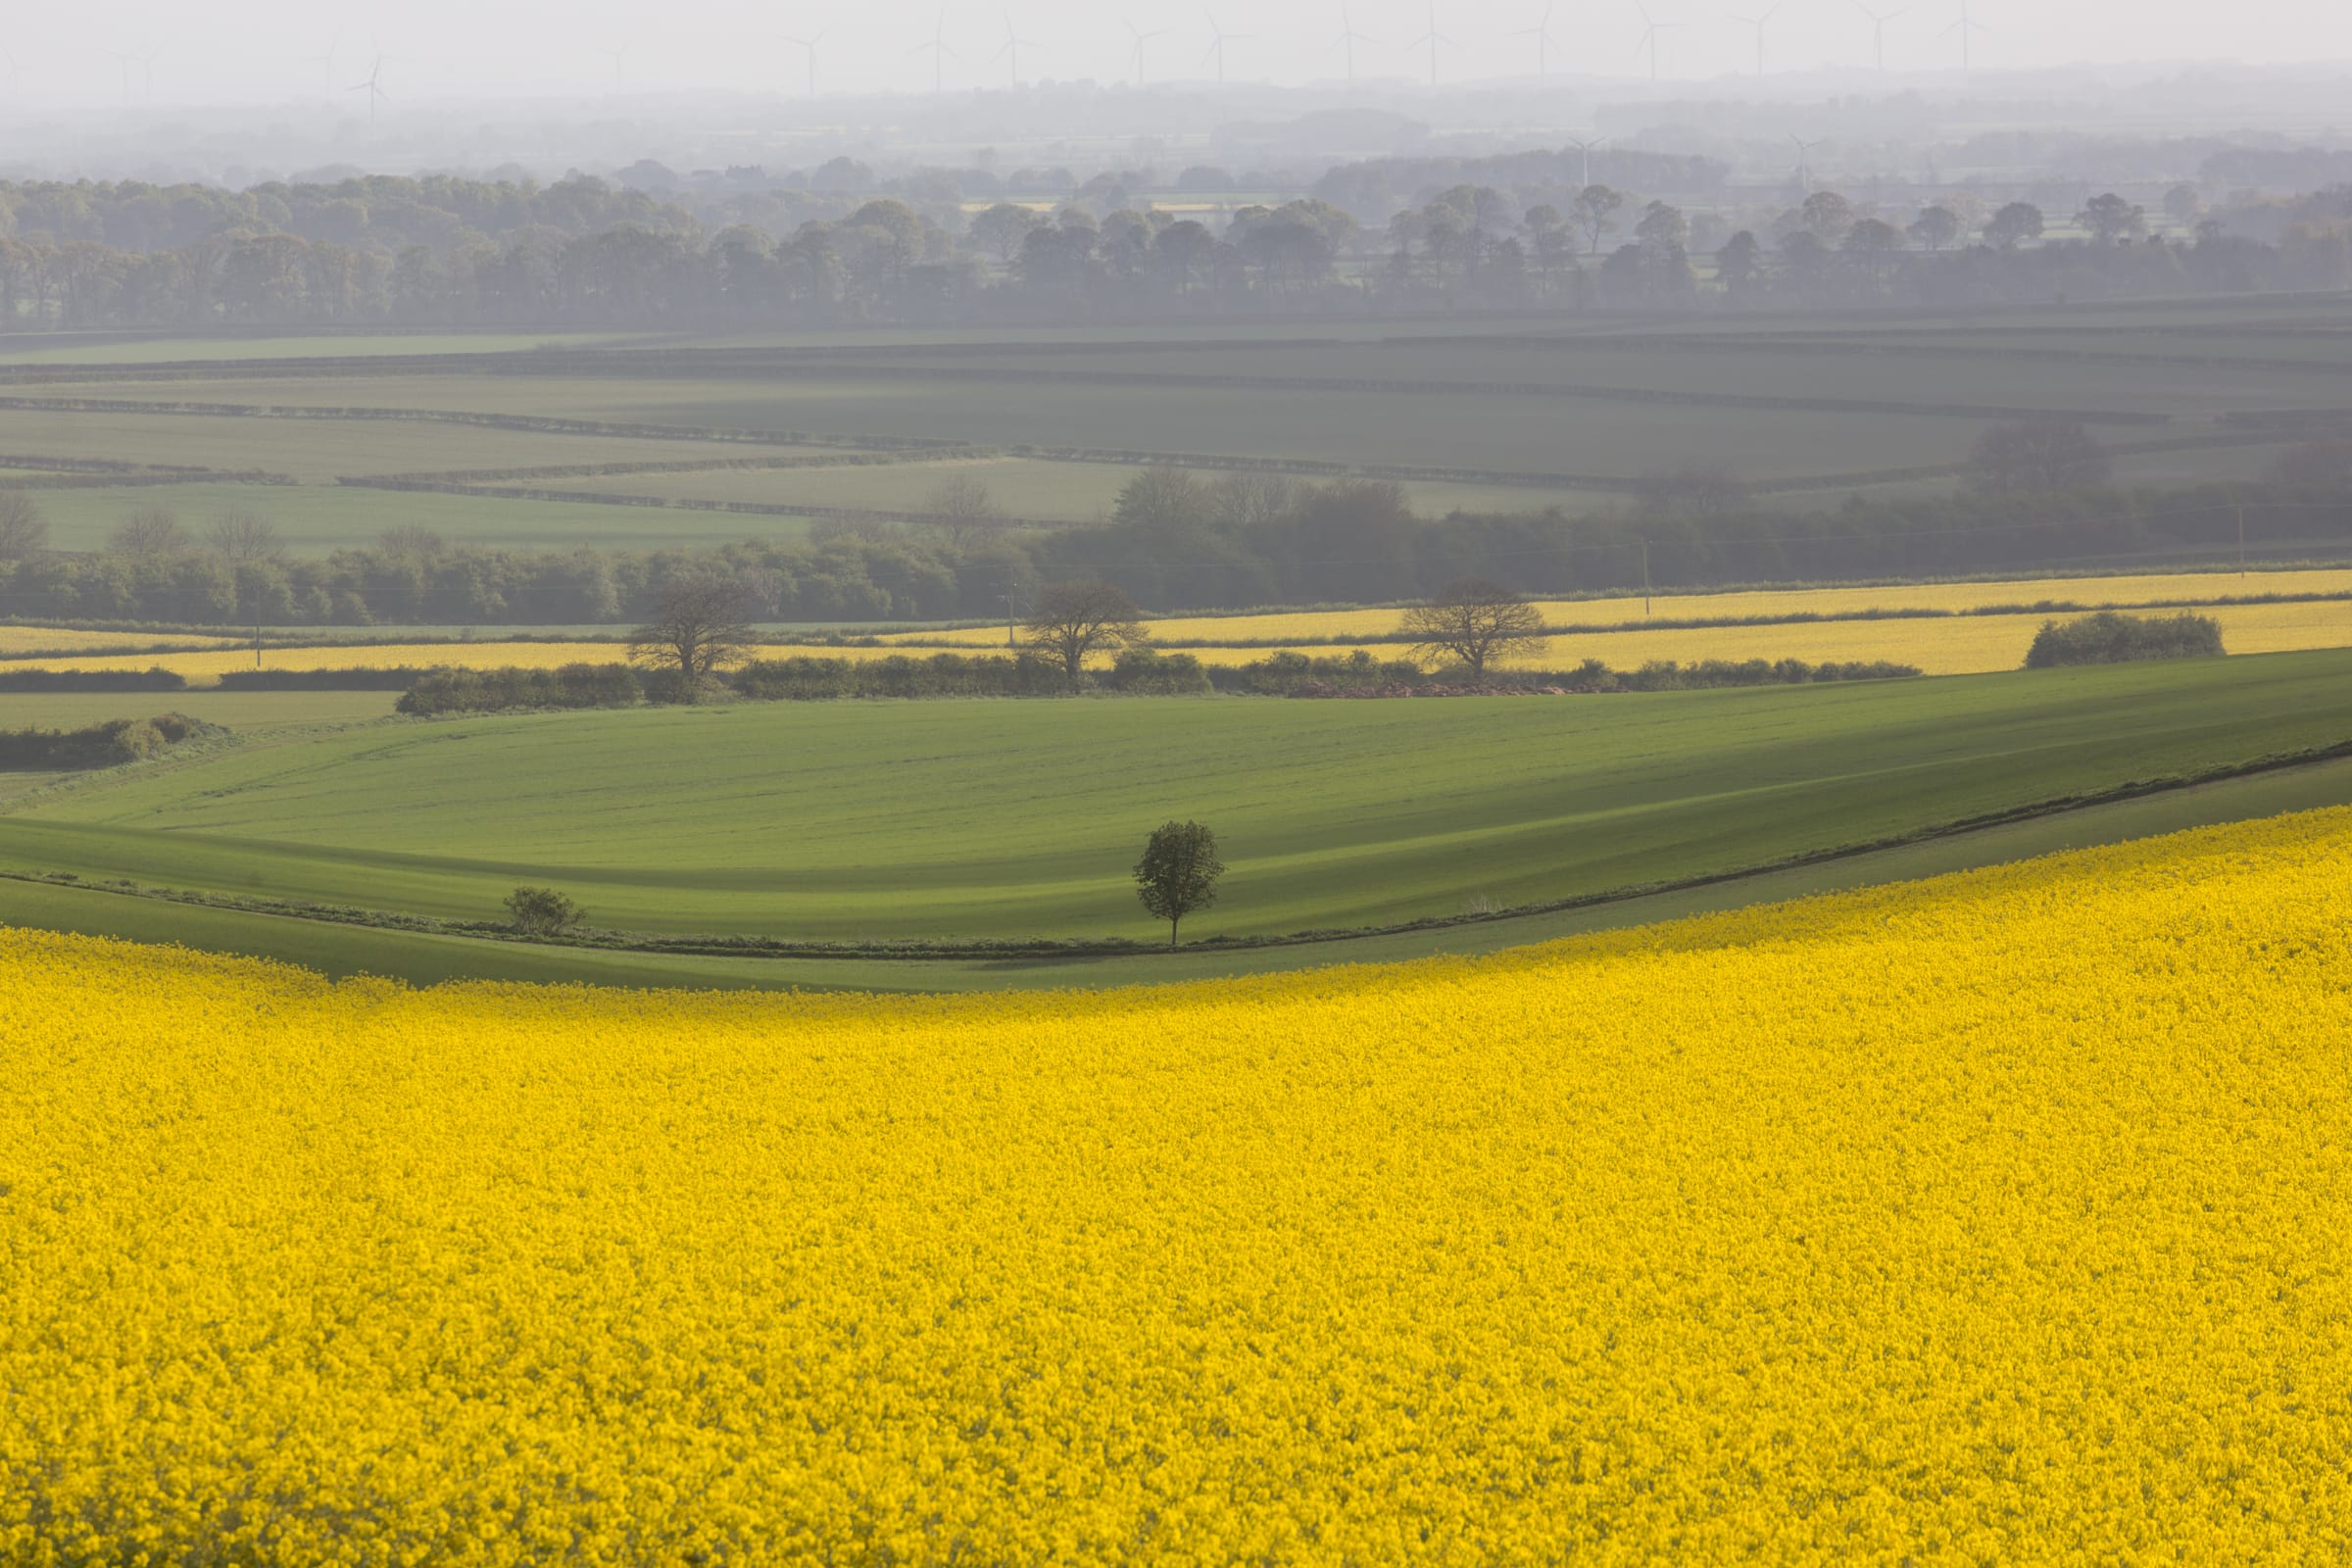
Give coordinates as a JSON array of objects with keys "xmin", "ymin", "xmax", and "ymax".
[
  {"xmin": 0, "ymin": 625, "xmax": 238, "ymax": 655},
  {"xmin": 5, "ymin": 808, "xmax": 2351, "ymax": 1562},
  {"xmin": 882, "ymin": 565, "xmax": 2352, "ymax": 647}
]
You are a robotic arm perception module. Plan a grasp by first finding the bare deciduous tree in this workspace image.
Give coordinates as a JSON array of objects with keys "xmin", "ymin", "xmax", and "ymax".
[
  {"xmin": 1208, "ymin": 470, "xmax": 1298, "ymax": 531},
  {"xmin": 1022, "ymin": 579, "xmax": 1144, "ymax": 687},
  {"xmin": 108, "ymin": 506, "xmax": 189, "ymax": 559},
  {"xmin": 0, "ymin": 489, "xmax": 47, "ymax": 561},
  {"xmin": 1401, "ymin": 579, "xmax": 1547, "ymax": 678},
  {"xmin": 377, "ymin": 524, "xmax": 447, "ymax": 560},
  {"xmin": 923, "ymin": 471, "xmax": 1008, "ymax": 550},
  {"xmin": 207, "ymin": 511, "xmax": 287, "ymax": 564},
  {"xmin": 630, "ymin": 572, "xmax": 757, "ymax": 694}
]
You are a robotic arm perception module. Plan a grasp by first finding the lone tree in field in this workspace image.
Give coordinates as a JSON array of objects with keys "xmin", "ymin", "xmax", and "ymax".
[
  {"xmin": 1401, "ymin": 579, "xmax": 1547, "ymax": 679},
  {"xmin": 505, "ymin": 886, "xmax": 586, "ymax": 937},
  {"xmin": 1023, "ymin": 579, "xmax": 1144, "ymax": 688},
  {"xmin": 1134, "ymin": 820, "xmax": 1225, "ymax": 948},
  {"xmin": 630, "ymin": 572, "xmax": 757, "ymax": 694},
  {"xmin": 0, "ymin": 489, "xmax": 46, "ymax": 561}
]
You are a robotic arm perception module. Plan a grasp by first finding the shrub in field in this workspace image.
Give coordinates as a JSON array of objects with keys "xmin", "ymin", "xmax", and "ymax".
[
  {"xmin": 0, "ymin": 713, "xmax": 207, "ymax": 768},
  {"xmin": 2024, "ymin": 611, "xmax": 2225, "ymax": 668},
  {"xmin": 503, "ymin": 887, "xmax": 586, "ymax": 937}
]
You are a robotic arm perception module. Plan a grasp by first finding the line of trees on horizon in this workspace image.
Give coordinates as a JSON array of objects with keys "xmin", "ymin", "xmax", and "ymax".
[
  {"xmin": 0, "ymin": 167, "xmax": 2344, "ymax": 329},
  {"xmin": 4, "ymin": 456, "xmax": 2351, "ymax": 628}
]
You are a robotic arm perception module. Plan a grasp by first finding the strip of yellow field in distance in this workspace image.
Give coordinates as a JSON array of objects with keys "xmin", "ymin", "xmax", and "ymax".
[
  {"xmin": 886, "ymin": 567, "xmax": 2352, "ymax": 647},
  {"xmin": 2, "ymin": 596, "xmax": 2345, "ymax": 684}
]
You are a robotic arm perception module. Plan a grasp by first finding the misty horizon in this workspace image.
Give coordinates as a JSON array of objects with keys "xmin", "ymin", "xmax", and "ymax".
[{"xmin": 16, "ymin": 1, "xmax": 2352, "ymax": 113}]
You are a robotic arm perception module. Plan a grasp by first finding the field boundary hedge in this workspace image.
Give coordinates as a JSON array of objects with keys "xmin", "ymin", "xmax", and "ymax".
[
  {"xmin": 676, "ymin": 358, "xmax": 2180, "ymax": 427},
  {"xmin": 10, "ymin": 737, "xmax": 2348, "ymax": 960},
  {"xmin": 0, "ymin": 395, "xmax": 969, "ymax": 453}
]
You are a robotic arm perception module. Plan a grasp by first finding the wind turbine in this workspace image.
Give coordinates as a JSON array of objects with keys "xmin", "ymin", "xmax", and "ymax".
[
  {"xmin": 135, "ymin": 43, "xmax": 167, "ymax": 102},
  {"xmin": 301, "ymin": 25, "xmax": 343, "ymax": 99},
  {"xmin": 996, "ymin": 10, "xmax": 1043, "ymax": 86},
  {"xmin": 1728, "ymin": 5, "xmax": 1778, "ymax": 75},
  {"xmin": 1631, "ymin": 3, "xmax": 1681, "ymax": 80},
  {"xmin": 785, "ymin": 25, "xmax": 831, "ymax": 97},
  {"xmin": 348, "ymin": 51, "xmax": 388, "ymax": 128},
  {"xmin": 1854, "ymin": 0, "xmax": 1908, "ymax": 72},
  {"xmin": 1564, "ymin": 133, "xmax": 1607, "ymax": 186},
  {"xmin": 1126, "ymin": 19, "xmax": 1168, "ymax": 85},
  {"xmin": 1512, "ymin": 4, "xmax": 1560, "ymax": 78},
  {"xmin": 1789, "ymin": 132, "xmax": 1820, "ymax": 189},
  {"xmin": 907, "ymin": 10, "xmax": 956, "ymax": 92},
  {"xmin": 102, "ymin": 48, "xmax": 138, "ymax": 107},
  {"xmin": 1202, "ymin": 11, "xmax": 1250, "ymax": 82},
  {"xmin": 1411, "ymin": 1, "xmax": 1455, "ymax": 85},
  {"xmin": 1940, "ymin": 0, "xmax": 1988, "ymax": 70},
  {"xmin": 1331, "ymin": 4, "xmax": 1375, "ymax": 84}
]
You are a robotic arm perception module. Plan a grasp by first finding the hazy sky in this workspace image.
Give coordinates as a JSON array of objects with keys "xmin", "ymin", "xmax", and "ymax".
[{"xmin": 20, "ymin": 1, "xmax": 2352, "ymax": 109}]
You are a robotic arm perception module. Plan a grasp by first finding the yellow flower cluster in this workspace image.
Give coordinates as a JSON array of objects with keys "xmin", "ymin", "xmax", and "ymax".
[{"xmin": 5, "ymin": 808, "xmax": 2351, "ymax": 1561}]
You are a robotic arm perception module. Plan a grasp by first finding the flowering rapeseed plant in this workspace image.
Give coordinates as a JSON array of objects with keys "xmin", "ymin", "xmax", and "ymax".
[{"xmin": 3, "ymin": 808, "xmax": 2350, "ymax": 1561}]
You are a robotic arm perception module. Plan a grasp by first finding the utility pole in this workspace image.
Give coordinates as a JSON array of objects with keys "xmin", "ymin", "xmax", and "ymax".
[
  {"xmin": 1005, "ymin": 580, "xmax": 1020, "ymax": 648},
  {"xmin": 1641, "ymin": 536, "xmax": 1652, "ymax": 615},
  {"xmin": 2237, "ymin": 503, "xmax": 2246, "ymax": 577}
]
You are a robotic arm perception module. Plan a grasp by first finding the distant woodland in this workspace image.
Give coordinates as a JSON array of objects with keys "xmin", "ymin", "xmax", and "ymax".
[{"xmin": 0, "ymin": 150, "xmax": 2349, "ymax": 329}]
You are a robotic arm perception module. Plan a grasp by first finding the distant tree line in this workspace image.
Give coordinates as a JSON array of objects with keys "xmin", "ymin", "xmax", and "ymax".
[
  {"xmin": 5, "ymin": 461, "xmax": 2352, "ymax": 628},
  {"xmin": 0, "ymin": 164, "xmax": 2345, "ymax": 328}
]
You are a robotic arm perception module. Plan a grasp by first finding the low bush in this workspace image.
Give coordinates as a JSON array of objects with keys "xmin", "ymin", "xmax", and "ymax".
[
  {"xmin": 504, "ymin": 886, "xmax": 587, "ymax": 937},
  {"xmin": 0, "ymin": 712, "xmax": 207, "ymax": 769},
  {"xmin": 2024, "ymin": 612, "xmax": 2226, "ymax": 668}
]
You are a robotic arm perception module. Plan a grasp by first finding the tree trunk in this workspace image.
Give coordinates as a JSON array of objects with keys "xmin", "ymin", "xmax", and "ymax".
[{"xmin": 1169, "ymin": 916, "xmax": 1179, "ymax": 949}]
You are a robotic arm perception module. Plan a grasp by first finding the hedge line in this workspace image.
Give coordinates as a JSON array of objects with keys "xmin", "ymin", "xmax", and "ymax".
[
  {"xmin": 0, "ymin": 667, "xmax": 188, "ymax": 691},
  {"xmin": 0, "ymin": 395, "xmax": 968, "ymax": 452},
  {"xmin": 388, "ymin": 648, "xmax": 1918, "ymax": 716}
]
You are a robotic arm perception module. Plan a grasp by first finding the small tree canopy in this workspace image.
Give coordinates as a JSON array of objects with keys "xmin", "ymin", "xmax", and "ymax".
[
  {"xmin": 505, "ymin": 886, "xmax": 586, "ymax": 936},
  {"xmin": 1022, "ymin": 579, "xmax": 1144, "ymax": 687},
  {"xmin": 630, "ymin": 572, "xmax": 758, "ymax": 693},
  {"xmin": 1966, "ymin": 416, "xmax": 2113, "ymax": 496},
  {"xmin": 1134, "ymin": 820, "xmax": 1225, "ymax": 948},
  {"xmin": 1399, "ymin": 579, "xmax": 1547, "ymax": 678}
]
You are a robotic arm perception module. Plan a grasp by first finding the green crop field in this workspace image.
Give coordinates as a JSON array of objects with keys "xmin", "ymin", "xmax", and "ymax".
[
  {"xmin": 7, "ymin": 653, "xmax": 2352, "ymax": 955},
  {"xmin": 8, "ymin": 748, "xmax": 2351, "ymax": 991},
  {"xmin": 0, "ymin": 294, "xmax": 2343, "ymax": 558}
]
